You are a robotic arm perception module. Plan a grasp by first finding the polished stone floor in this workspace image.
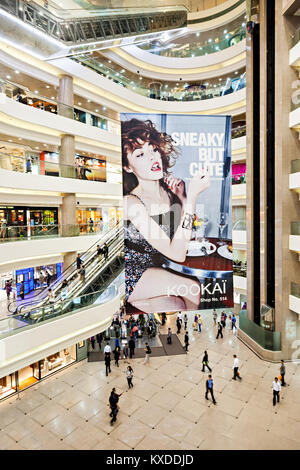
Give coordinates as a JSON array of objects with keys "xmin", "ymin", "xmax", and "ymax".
[{"xmin": 0, "ymin": 311, "xmax": 299, "ymax": 450}]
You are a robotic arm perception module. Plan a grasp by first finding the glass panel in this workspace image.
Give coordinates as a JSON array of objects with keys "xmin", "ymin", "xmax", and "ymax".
[
  {"xmin": 291, "ymin": 160, "xmax": 300, "ymax": 174},
  {"xmin": 291, "ymin": 282, "xmax": 300, "ymax": 298},
  {"xmin": 239, "ymin": 310, "xmax": 281, "ymax": 351},
  {"xmin": 291, "ymin": 222, "xmax": 300, "ymax": 235}
]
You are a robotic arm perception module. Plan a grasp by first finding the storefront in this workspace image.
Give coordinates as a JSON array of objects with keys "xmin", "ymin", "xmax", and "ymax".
[
  {"xmin": 0, "ymin": 206, "xmax": 58, "ymax": 240},
  {"xmin": 76, "ymin": 208, "xmax": 103, "ymax": 234},
  {"xmin": 41, "ymin": 151, "xmax": 106, "ymax": 182},
  {"xmin": 0, "ymin": 342, "xmax": 87, "ymax": 401},
  {"xmin": 15, "ymin": 262, "xmax": 63, "ymax": 296}
]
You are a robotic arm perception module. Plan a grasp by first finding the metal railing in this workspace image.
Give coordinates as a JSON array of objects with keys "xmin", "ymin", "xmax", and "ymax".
[
  {"xmin": 0, "ymin": 152, "xmax": 106, "ymax": 182},
  {"xmin": 233, "ymin": 265, "xmax": 247, "ymax": 277},
  {"xmin": 0, "ymin": 0, "xmax": 187, "ymax": 46},
  {"xmin": 239, "ymin": 310, "xmax": 281, "ymax": 351},
  {"xmin": 291, "ymin": 27, "xmax": 300, "ymax": 48}
]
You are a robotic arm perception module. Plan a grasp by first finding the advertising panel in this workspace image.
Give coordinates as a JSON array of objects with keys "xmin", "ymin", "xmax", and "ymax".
[{"xmin": 121, "ymin": 113, "xmax": 233, "ymax": 313}]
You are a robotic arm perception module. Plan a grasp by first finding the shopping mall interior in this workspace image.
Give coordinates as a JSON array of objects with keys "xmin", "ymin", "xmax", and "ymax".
[{"xmin": 0, "ymin": 0, "xmax": 299, "ymax": 452}]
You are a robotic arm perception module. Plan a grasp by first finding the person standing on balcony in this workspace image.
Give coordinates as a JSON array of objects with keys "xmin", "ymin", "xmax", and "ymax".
[
  {"xmin": 20, "ymin": 281, "xmax": 25, "ymax": 300},
  {"xmin": 89, "ymin": 218, "xmax": 94, "ymax": 233}
]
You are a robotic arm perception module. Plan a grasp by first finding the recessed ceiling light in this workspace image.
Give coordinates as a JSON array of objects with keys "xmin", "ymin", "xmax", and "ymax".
[
  {"xmin": 8, "ymin": 139, "xmax": 12, "ymax": 142},
  {"xmin": 43, "ymin": 143, "xmax": 47, "ymax": 146},
  {"xmin": 6, "ymin": 75, "xmax": 11, "ymax": 79},
  {"xmin": 15, "ymin": 70, "xmax": 20, "ymax": 74},
  {"xmin": 34, "ymin": 90, "xmax": 39, "ymax": 94},
  {"xmin": 103, "ymin": 106, "xmax": 107, "ymax": 110},
  {"xmin": 95, "ymin": 109, "xmax": 99, "ymax": 112},
  {"xmin": 87, "ymin": 99, "xmax": 91, "ymax": 102},
  {"xmin": 139, "ymin": 77, "xmax": 142, "ymax": 80},
  {"xmin": 46, "ymin": 85, "xmax": 50, "ymax": 88},
  {"xmin": 78, "ymin": 102, "xmax": 82, "ymax": 105},
  {"xmin": 224, "ymin": 30, "xmax": 228, "ymax": 34},
  {"xmin": 35, "ymin": 147, "xmax": 39, "ymax": 150},
  {"xmin": 196, "ymin": 32, "xmax": 200, "ymax": 37},
  {"xmin": 51, "ymin": 96, "xmax": 55, "ymax": 99},
  {"xmin": 235, "ymin": 71, "xmax": 238, "ymax": 74},
  {"xmin": 108, "ymin": 60, "xmax": 111, "ymax": 63},
  {"xmin": 18, "ymin": 137, "xmax": 22, "ymax": 140}
]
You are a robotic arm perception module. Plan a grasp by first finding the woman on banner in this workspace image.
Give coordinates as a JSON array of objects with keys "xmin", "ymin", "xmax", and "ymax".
[{"xmin": 122, "ymin": 118, "xmax": 210, "ymax": 313}]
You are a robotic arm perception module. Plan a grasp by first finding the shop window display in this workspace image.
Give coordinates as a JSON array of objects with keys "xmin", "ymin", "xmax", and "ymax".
[
  {"xmin": 0, "ymin": 373, "xmax": 17, "ymax": 399},
  {"xmin": 39, "ymin": 346, "xmax": 76, "ymax": 378}
]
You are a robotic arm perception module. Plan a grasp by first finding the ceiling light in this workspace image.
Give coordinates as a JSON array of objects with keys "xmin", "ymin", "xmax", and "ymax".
[
  {"xmin": 224, "ymin": 29, "xmax": 228, "ymax": 34},
  {"xmin": 46, "ymin": 85, "xmax": 50, "ymax": 88},
  {"xmin": 51, "ymin": 96, "xmax": 55, "ymax": 99},
  {"xmin": 95, "ymin": 109, "xmax": 99, "ymax": 112},
  {"xmin": 8, "ymin": 139, "xmax": 12, "ymax": 142},
  {"xmin": 34, "ymin": 90, "xmax": 39, "ymax": 94},
  {"xmin": 120, "ymin": 69, "xmax": 125, "ymax": 73},
  {"xmin": 43, "ymin": 144, "xmax": 47, "ymax": 146},
  {"xmin": 78, "ymin": 102, "xmax": 82, "ymax": 105},
  {"xmin": 208, "ymin": 39, "xmax": 212, "ymax": 43},
  {"xmin": 18, "ymin": 137, "xmax": 22, "ymax": 140},
  {"xmin": 196, "ymin": 32, "xmax": 200, "ymax": 37},
  {"xmin": 87, "ymin": 99, "xmax": 91, "ymax": 102},
  {"xmin": 15, "ymin": 70, "xmax": 20, "ymax": 74},
  {"xmin": 6, "ymin": 75, "xmax": 11, "ymax": 79},
  {"xmin": 103, "ymin": 106, "xmax": 107, "ymax": 110},
  {"xmin": 35, "ymin": 147, "xmax": 39, "ymax": 150},
  {"xmin": 139, "ymin": 77, "xmax": 142, "ymax": 80},
  {"xmin": 235, "ymin": 71, "xmax": 238, "ymax": 74},
  {"xmin": 108, "ymin": 60, "xmax": 111, "ymax": 63},
  {"xmin": 165, "ymin": 85, "xmax": 168, "ymax": 88}
]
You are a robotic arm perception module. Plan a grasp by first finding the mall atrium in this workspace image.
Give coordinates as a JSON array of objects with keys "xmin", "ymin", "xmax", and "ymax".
[{"xmin": 0, "ymin": 0, "xmax": 299, "ymax": 452}]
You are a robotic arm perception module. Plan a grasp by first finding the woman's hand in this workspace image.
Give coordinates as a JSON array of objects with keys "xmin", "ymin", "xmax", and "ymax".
[
  {"xmin": 164, "ymin": 175, "xmax": 186, "ymax": 202},
  {"xmin": 188, "ymin": 168, "xmax": 210, "ymax": 201}
]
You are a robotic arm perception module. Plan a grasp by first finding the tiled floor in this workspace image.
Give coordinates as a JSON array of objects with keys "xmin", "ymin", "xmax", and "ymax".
[{"xmin": 0, "ymin": 311, "xmax": 299, "ymax": 450}]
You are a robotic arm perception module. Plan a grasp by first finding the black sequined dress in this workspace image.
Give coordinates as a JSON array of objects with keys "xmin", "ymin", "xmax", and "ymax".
[{"xmin": 124, "ymin": 194, "xmax": 181, "ymax": 301}]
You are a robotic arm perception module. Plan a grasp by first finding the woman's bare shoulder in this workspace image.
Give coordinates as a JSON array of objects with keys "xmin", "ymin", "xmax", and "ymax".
[{"xmin": 124, "ymin": 194, "xmax": 146, "ymax": 218}]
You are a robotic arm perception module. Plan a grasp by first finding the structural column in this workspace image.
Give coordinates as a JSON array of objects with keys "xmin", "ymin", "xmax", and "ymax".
[{"xmin": 58, "ymin": 75, "xmax": 77, "ymax": 265}]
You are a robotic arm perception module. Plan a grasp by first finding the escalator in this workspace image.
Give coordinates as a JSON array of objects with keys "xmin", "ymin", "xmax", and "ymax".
[{"xmin": 9, "ymin": 223, "xmax": 124, "ymax": 322}]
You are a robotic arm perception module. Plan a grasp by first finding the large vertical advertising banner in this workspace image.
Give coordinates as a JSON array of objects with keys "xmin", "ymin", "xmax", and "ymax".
[{"xmin": 121, "ymin": 113, "xmax": 233, "ymax": 314}]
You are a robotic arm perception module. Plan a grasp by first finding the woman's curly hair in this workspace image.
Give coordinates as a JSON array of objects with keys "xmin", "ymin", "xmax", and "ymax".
[{"xmin": 121, "ymin": 118, "xmax": 179, "ymax": 195}]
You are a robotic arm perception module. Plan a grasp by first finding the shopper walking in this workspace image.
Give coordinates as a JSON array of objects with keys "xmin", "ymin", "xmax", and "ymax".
[
  {"xmin": 232, "ymin": 354, "xmax": 242, "ymax": 380},
  {"xmin": 143, "ymin": 342, "xmax": 151, "ymax": 364},
  {"xmin": 202, "ymin": 350, "xmax": 212, "ymax": 373},
  {"xmin": 272, "ymin": 377, "xmax": 281, "ymax": 406},
  {"xmin": 76, "ymin": 253, "xmax": 83, "ymax": 273},
  {"xmin": 113, "ymin": 346, "xmax": 120, "ymax": 367},
  {"xmin": 167, "ymin": 327, "xmax": 172, "ymax": 344},
  {"xmin": 104, "ymin": 352, "xmax": 111, "ymax": 376},
  {"xmin": 126, "ymin": 366, "xmax": 134, "ymax": 389},
  {"xmin": 103, "ymin": 243, "xmax": 109, "ymax": 260},
  {"xmin": 205, "ymin": 375, "xmax": 216, "ymax": 405},
  {"xmin": 184, "ymin": 313, "xmax": 188, "ymax": 330},
  {"xmin": 184, "ymin": 331, "xmax": 189, "ymax": 352},
  {"xmin": 20, "ymin": 281, "xmax": 25, "ymax": 300},
  {"xmin": 109, "ymin": 388, "xmax": 122, "ymax": 425},
  {"xmin": 90, "ymin": 336, "xmax": 95, "ymax": 350},
  {"xmin": 122, "ymin": 342, "xmax": 129, "ymax": 359},
  {"xmin": 89, "ymin": 218, "xmax": 94, "ymax": 233},
  {"xmin": 212, "ymin": 309, "xmax": 217, "ymax": 326},
  {"xmin": 128, "ymin": 337, "xmax": 135, "ymax": 358},
  {"xmin": 96, "ymin": 244, "xmax": 103, "ymax": 262},
  {"xmin": 176, "ymin": 317, "xmax": 181, "ymax": 334},
  {"xmin": 216, "ymin": 322, "xmax": 223, "ymax": 339},
  {"xmin": 198, "ymin": 314, "xmax": 202, "ymax": 333},
  {"xmin": 5, "ymin": 280, "xmax": 12, "ymax": 300},
  {"xmin": 280, "ymin": 360, "xmax": 286, "ymax": 387},
  {"xmin": 104, "ymin": 342, "xmax": 112, "ymax": 354},
  {"xmin": 96, "ymin": 333, "xmax": 102, "ymax": 350}
]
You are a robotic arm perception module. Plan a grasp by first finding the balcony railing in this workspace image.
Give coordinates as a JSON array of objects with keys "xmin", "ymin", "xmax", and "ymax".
[
  {"xmin": 291, "ymin": 222, "xmax": 300, "ymax": 236},
  {"xmin": 74, "ymin": 55, "xmax": 247, "ymax": 102},
  {"xmin": 233, "ymin": 264, "xmax": 247, "ymax": 277},
  {"xmin": 291, "ymin": 159, "xmax": 300, "ymax": 174},
  {"xmin": 138, "ymin": 16, "xmax": 246, "ymax": 58},
  {"xmin": 0, "ymin": 223, "xmax": 107, "ymax": 243},
  {"xmin": 0, "ymin": 152, "xmax": 106, "ymax": 182},
  {"xmin": 291, "ymin": 282, "xmax": 300, "ymax": 299},
  {"xmin": 232, "ymin": 125, "xmax": 246, "ymax": 139},
  {"xmin": 239, "ymin": 310, "xmax": 281, "ymax": 351},
  {"xmin": 232, "ymin": 173, "xmax": 246, "ymax": 184},
  {"xmin": 291, "ymin": 27, "xmax": 300, "ymax": 48},
  {"xmin": 0, "ymin": 78, "xmax": 120, "ymax": 134}
]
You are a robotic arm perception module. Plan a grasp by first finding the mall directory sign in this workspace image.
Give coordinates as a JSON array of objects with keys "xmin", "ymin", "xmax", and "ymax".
[{"xmin": 121, "ymin": 113, "xmax": 233, "ymax": 314}]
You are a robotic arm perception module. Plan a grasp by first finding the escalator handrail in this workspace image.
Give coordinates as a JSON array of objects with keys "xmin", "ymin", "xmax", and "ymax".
[
  {"xmin": 8, "ymin": 222, "xmax": 123, "ymax": 314},
  {"xmin": 14, "ymin": 227, "xmax": 124, "ymax": 316}
]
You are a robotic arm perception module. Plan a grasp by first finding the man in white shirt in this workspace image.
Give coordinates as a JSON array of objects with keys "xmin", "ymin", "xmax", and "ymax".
[
  {"xmin": 104, "ymin": 343, "xmax": 112, "ymax": 354},
  {"xmin": 272, "ymin": 377, "xmax": 281, "ymax": 406},
  {"xmin": 232, "ymin": 354, "xmax": 242, "ymax": 380}
]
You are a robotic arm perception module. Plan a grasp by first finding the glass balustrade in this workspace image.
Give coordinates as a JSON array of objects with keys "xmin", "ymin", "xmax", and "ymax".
[
  {"xmin": 239, "ymin": 310, "xmax": 281, "ymax": 351},
  {"xmin": 73, "ymin": 56, "xmax": 246, "ymax": 102},
  {"xmin": 291, "ymin": 27, "xmax": 300, "ymax": 48},
  {"xmin": 232, "ymin": 125, "xmax": 246, "ymax": 139},
  {"xmin": 0, "ymin": 223, "xmax": 109, "ymax": 243},
  {"xmin": 138, "ymin": 21, "xmax": 246, "ymax": 58},
  {"xmin": 0, "ymin": 152, "xmax": 107, "ymax": 182},
  {"xmin": 232, "ymin": 173, "xmax": 246, "ymax": 184},
  {"xmin": 0, "ymin": 283, "xmax": 122, "ymax": 340},
  {"xmin": 233, "ymin": 265, "xmax": 247, "ymax": 277},
  {"xmin": 0, "ymin": 78, "xmax": 120, "ymax": 134},
  {"xmin": 291, "ymin": 282, "xmax": 300, "ymax": 298},
  {"xmin": 291, "ymin": 160, "xmax": 300, "ymax": 174},
  {"xmin": 291, "ymin": 222, "xmax": 300, "ymax": 236}
]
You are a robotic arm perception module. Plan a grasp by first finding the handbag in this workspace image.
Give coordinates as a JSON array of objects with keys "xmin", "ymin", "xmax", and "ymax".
[{"xmin": 278, "ymin": 375, "xmax": 282, "ymax": 381}]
